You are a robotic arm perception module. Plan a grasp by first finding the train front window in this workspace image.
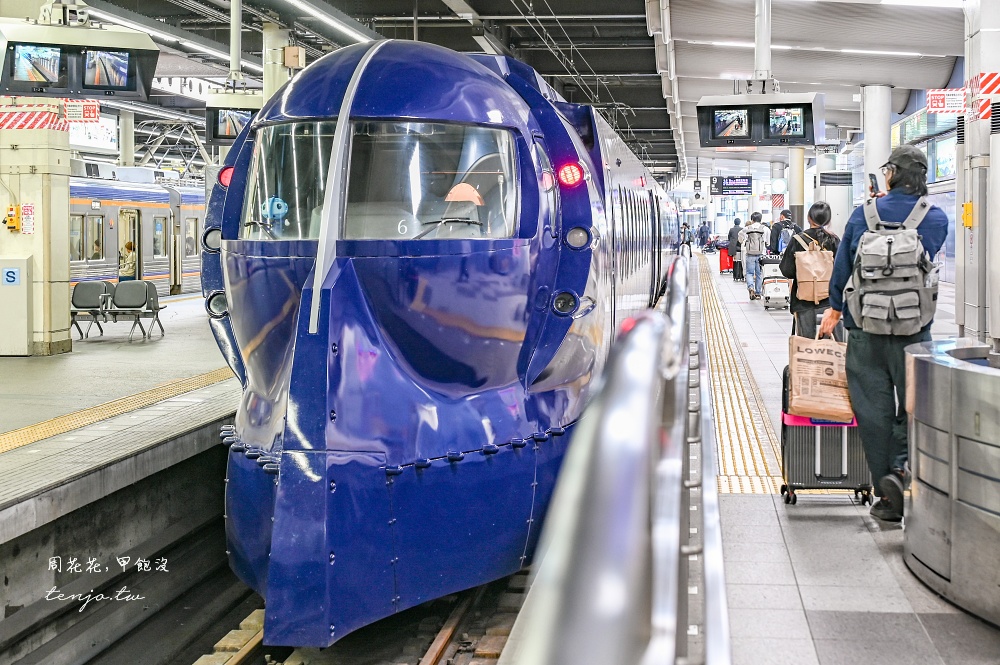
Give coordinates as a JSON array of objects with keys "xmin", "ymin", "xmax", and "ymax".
[
  {"xmin": 344, "ymin": 122, "xmax": 519, "ymax": 240},
  {"xmin": 241, "ymin": 121, "xmax": 338, "ymax": 240}
]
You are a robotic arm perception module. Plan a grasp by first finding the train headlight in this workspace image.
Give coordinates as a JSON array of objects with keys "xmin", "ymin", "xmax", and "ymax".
[
  {"xmin": 203, "ymin": 227, "xmax": 222, "ymax": 252},
  {"xmin": 565, "ymin": 227, "xmax": 590, "ymax": 249},
  {"xmin": 206, "ymin": 291, "xmax": 229, "ymax": 318},
  {"xmin": 552, "ymin": 291, "xmax": 578, "ymax": 316},
  {"xmin": 557, "ymin": 162, "xmax": 584, "ymax": 187}
]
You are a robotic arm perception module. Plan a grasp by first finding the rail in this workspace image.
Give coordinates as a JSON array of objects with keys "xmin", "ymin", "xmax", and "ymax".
[{"xmin": 512, "ymin": 255, "xmax": 731, "ymax": 665}]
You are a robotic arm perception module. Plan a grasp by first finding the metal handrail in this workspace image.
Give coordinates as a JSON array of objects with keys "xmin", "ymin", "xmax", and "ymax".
[{"xmin": 511, "ymin": 254, "xmax": 731, "ymax": 665}]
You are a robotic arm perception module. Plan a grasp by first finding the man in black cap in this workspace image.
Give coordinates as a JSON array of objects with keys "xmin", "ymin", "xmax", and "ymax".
[
  {"xmin": 769, "ymin": 208, "xmax": 801, "ymax": 255},
  {"xmin": 820, "ymin": 144, "xmax": 948, "ymax": 522}
]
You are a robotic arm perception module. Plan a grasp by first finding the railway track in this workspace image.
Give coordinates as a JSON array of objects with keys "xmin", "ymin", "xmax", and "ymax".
[{"xmin": 191, "ymin": 570, "xmax": 530, "ymax": 665}]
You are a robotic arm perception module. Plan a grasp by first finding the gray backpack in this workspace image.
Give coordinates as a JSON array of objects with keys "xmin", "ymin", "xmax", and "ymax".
[{"xmin": 844, "ymin": 197, "xmax": 938, "ymax": 336}]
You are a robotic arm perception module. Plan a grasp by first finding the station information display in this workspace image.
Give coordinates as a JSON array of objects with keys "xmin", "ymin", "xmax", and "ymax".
[{"xmin": 709, "ymin": 176, "xmax": 753, "ymax": 196}]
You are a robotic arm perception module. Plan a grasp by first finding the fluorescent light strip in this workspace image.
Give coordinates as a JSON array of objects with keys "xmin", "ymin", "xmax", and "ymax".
[
  {"xmin": 283, "ymin": 0, "xmax": 372, "ymax": 43},
  {"xmin": 180, "ymin": 41, "xmax": 264, "ymax": 72},
  {"xmin": 89, "ymin": 10, "xmax": 263, "ymax": 73},
  {"xmin": 88, "ymin": 9, "xmax": 178, "ymax": 43},
  {"xmin": 694, "ymin": 40, "xmax": 935, "ymax": 58}
]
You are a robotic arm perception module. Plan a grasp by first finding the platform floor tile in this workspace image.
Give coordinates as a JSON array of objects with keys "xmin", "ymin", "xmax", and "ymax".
[{"xmin": 701, "ymin": 249, "xmax": 998, "ymax": 665}]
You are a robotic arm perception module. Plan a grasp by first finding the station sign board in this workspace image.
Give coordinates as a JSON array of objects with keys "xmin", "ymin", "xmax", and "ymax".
[{"xmin": 709, "ymin": 175, "xmax": 753, "ymax": 196}]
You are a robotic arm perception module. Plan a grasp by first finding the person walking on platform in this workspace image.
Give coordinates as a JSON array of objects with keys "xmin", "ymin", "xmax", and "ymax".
[
  {"xmin": 779, "ymin": 201, "xmax": 839, "ymax": 339},
  {"xmin": 738, "ymin": 212, "xmax": 767, "ymax": 300},
  {"xmin": 119, "ymin": 241, "xmax": 137, "ymax": 282},
  {"xmin": 727, "ymin": 218, "xmax": 743, "ymax": 280},
  {"xmin": 698, "ymin": 221, "xmax": 711, "ymax": 248},
  {"xmin": 820, "ymin": 145, "xmax": 948, "ymax": 522},
  {"xmin": 770, "ymin": 208, "xmax": 802, "ymax": 256}
]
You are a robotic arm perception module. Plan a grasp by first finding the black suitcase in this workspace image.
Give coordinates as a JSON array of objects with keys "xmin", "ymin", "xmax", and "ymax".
[
  {"xmin": 780, "ymin": 366, "xmax": 873, "ymax": 505},
  {"xmin": 732, "ymin": 260, "xmax": 744, "ymax": 281}
]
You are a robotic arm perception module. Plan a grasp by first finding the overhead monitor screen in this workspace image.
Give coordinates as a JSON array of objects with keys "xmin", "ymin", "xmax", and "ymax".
[
  {"xmin": 713, "ymin": 109, "xmax": 749, "ymax": 138},
  {"xmin": 769, "ymin": 107, "xmax": 805, "ymax": 137},
  {"xmin": 83, "ymin": 50, "xmax": 130, "ymax": 89},
  {"xmin": 12, "ymin": 44, "xmax": 63, "ymax": 84},
  {"xmin": 217, "ymin": 109, "xmax": 252, "ymax": 138}
]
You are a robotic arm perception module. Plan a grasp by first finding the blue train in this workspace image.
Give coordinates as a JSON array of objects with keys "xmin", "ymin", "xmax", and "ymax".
[{"xmin": 201, "ymin": 40, "xmax": 679, "ymax": 647}]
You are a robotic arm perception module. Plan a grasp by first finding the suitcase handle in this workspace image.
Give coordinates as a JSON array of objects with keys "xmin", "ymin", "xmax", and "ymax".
[{"xmin": 813, "ymin": 427, "xmax": 849, "ymax": 480}]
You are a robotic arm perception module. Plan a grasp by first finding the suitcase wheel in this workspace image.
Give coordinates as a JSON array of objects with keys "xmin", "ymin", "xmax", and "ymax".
[
  {"xmin": 783, "ymin": 489, "xmax": 797, "ymax": 505},
  {"xmin": 780, "ymin": 484, "xmax": 787, "ymax": 495}
]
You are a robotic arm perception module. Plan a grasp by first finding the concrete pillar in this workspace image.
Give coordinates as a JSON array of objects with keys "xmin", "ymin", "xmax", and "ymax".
[
  {"xmin": 770, "ymin": 161, "xmax": 784, "ymax": 217},
  {"xmin": 0, "ymin": 98, "xmax": 72, "ymax": 355},
  {"xmin": 118, "ymin": 110, "xmax": 134, "ymax": 167},
  {"xmin": 262, "ymin": 23, "xmax": 293, "ymax": 103},
  {"xmin": 968, "ymin": 0, "xmax": 1000, "ymax": 342},
  {"xmin": 862, "ymin": 84, "xmax": 892, "ymax": 192},
  {"xmin": 788, "ymin": 147, "xmax": 805, "ymax": 226}
]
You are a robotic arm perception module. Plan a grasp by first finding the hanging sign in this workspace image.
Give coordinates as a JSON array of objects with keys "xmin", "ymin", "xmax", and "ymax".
[
  {"xmin": 62, "ymin": 100, "xmax": 101, "ymax": 122},
  {"xmin": 926, "ymin": 89, "xmax": 966, "ymax": 114}
]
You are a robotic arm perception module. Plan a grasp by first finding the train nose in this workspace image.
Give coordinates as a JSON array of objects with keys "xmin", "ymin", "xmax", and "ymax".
[{"xmin": 221, "ymin": 240, "xmax": 317, "ymax": 447}]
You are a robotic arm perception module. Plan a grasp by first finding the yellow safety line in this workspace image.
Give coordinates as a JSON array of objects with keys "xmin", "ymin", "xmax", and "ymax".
[
  {"xmin": 0, "ymin": 367, "xmax": 235, "ymax": 454},
  {"xmin": 697, "ymin": 254, "xmax": 783, "ymax": 494}
]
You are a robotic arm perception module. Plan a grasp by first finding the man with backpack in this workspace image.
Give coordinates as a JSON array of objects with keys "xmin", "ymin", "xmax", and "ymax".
[
  {"xmin": 737, "ymin": 212, "xmax": 768, "ymax": 300},
  {"xmin": 770, "ymin": 209, "xmax": 802, "ymax": 255},
  {"xmin": 819, "ymin": 145, "xmax": 948, "ymax": 522}
]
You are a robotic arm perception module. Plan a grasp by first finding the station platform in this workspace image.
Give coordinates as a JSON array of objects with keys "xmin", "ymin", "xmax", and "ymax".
[
  {"xmin": 0, "ymin": 294, "xmax": 228, "ymax": 435},
  {"xmin": 696, "ymin": 251, "xmax": 1000, "ymax": 665},
  {"xmin": 0, "ymin": 294, "xmax": 246, "ymax": 664}
]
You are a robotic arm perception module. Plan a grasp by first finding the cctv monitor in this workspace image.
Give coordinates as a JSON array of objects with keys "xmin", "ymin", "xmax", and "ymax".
[
  {"xmin": 712, "ymin": 109, "xmax": 749, "ymax": 139},
  {"xmin": 11, "ymin": 44, "xmax": 65, "ymax": 86},
  {"xmin": 217, "ymin": 109, "xmax": 252, "ymax": 139},
  {"xmin": 82, "ymin": 50, "xmax": 132, "ymax": 90},
  {"xmin": 768, "ymin": 107, "xmax": 805, "ymax": 138}
]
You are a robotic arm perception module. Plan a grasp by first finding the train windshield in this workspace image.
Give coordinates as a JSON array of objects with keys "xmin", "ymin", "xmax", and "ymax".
[
  {"xmin": 344, "ymin": 122, "xmax": 519, "ymax": 240},
  {"xmin": 241, "ymin": 121, "xmax": 338, "ymax": 240}
]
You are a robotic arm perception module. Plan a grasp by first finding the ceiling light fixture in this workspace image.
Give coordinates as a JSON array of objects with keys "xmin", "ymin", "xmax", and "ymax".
[
  {"xmin": 282, "ymin": 0, "xmax": 372, "ymax": 43},
  {"xmin": 840, "ymin": 48, "xmax": 922, "ymax": 57},
  {"xmin": 89, "ymin": 9, "xmax": 263, "ymax": 73},
  {"xmin": 181, "ymin": 41, "xmax": 264, "ymax": 73},
  {"xmin": 881, "ymin": 0, "xmax": 964, "ymax": 7},
  {"xmin": 88, "ymin": 9, "xmax": 177, "ymax": 43}
]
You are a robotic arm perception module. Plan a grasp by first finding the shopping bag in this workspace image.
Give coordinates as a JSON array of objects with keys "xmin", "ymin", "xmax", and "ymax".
[{"xmin": 787, "ymin": 334, "xmax": 854, "ymax": 423}]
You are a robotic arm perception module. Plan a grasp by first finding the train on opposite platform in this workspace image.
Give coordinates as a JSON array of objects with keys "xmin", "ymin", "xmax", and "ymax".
[
  {"xmin": 201, "ymin": 40, "xmax": 680, "ymax": 647},
  {"xmin": 69, "ymin": 163, "xmax": 205, "ymax": 295}
]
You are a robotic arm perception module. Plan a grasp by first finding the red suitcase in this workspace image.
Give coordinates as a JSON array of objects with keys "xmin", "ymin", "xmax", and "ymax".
[{"xmin": 719, "ymin": 246, "xmax": 734, "ymax": 273}]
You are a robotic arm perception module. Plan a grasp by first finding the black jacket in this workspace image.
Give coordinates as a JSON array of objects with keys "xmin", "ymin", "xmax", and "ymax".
[
  {"xmin": 727, "ymin": 225, "xmax": 742, "ymax": 254},
  {"xmin": 778, "ymin": 227, "xmax": 840, "ymax": 314},
  {"xmin": 769, "ymin": 219, "xmax": 803, "ymax": 255}
]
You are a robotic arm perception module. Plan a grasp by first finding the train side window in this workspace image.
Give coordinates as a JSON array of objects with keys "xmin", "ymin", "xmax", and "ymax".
[
  {"xmin": 152, "ymin": 216, "xmax": 167, "ymax": 257},
  {"xmin": 184, "ymin": 219, "xmax": 199, "ymax": 256},
  {"xmin": 86, "ymin": 215, "xmax": 104, "ymax": 260},
  {"xmin": 70, "ymin": 215, "xmax": 84, "ymax": 262}
]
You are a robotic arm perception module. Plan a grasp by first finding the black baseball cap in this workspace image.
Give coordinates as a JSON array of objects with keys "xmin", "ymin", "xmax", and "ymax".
[
  {"xmin": 883, "ymin": 145, "xmax": 928, "ymax": 172},
  {"xmin": 780, "ymin": 209, "xmax": 792, "ymax": 220}
]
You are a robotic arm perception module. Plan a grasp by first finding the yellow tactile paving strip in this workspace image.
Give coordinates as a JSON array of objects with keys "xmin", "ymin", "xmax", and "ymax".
[
  {"xmin": 697, "ymin": 254, "xmax": 784, "ymax": 494},
  {"xmin": 0, "ymin": 367, "xmax": 234, "ymax": 454}
]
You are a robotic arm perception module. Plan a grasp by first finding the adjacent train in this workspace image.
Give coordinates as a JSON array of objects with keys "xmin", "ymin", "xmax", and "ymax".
[
  {"xmin": 69, "ymin": 171, "xmax": 205, "ymax": 295},
  {"xmin": 201, "ymin": 40, "xmax": 680, "ymax": 647}
]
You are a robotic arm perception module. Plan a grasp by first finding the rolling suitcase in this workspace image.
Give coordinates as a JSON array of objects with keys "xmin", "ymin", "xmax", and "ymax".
[
  {"xmin": 780, "ymin": 366, "xmax": 873, "ymax": 505},
  {"xmin": 719, "ymin": 245, "xmax": 734, "ymax": 273},
  {"xmin": 732, "ymin": 259, "xmax": 744, "ymax": 281},
  {"xmin": 759, "ymin": 256, "xmax": 789, "ymax": 309}
]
